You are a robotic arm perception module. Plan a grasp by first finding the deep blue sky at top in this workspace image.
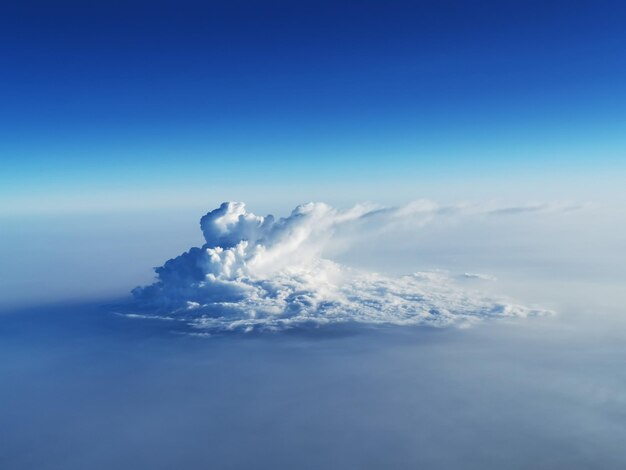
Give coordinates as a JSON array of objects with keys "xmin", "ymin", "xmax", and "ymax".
[{"xmin": 1, "ymin": 0, "xmax": 625, "ymax": 210}]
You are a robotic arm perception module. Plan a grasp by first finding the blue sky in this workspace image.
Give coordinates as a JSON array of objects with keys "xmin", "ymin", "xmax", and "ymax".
[
  {"xmin": 3, "ymin": 5, "xmax": 626, "ymax": 466},
  {"xmin": 1, "ymin": 0, "xmax": 625, "ymax": 212}
]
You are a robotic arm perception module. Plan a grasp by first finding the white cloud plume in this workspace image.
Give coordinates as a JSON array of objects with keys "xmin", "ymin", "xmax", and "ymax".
[{"xmin": 130, "ymin": 201, "xmax": 553, "ymax": 332}]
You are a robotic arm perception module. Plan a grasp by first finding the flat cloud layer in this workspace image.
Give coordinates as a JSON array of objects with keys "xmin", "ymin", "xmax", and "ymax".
[{"xmin": 130, "ymin": 201, "xmax": 550, "ymax": 332}]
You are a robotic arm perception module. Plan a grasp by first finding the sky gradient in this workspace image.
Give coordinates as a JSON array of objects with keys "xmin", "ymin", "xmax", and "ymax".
[
  {"xmin": 1, "ymin": 0, "xmax": 625, "ymax": 213},
  {"xmin": 3, "ymin": 5, "xmax": 626, "ymax": 469}
]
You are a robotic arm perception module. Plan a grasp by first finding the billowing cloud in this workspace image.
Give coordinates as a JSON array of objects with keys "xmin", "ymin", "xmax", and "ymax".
[{"xmin": 129, "ymin": 201, "xmax": 551, "ymax": 333}]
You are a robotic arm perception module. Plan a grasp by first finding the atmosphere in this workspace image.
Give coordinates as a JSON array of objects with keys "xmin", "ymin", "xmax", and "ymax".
[
  {"xmin": 1, "ymin": 2, "xmax": 626, "ymax": 469},
  {"xmin": 1, "ymin": 0, "xmax": 625, "ymax": 213}
]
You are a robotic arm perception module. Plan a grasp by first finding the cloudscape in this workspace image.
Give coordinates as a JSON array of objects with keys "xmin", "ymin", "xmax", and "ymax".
[
  {"xmin": 129, "ymin": 201, "xmax": 549, "ymax": 332},
  {"xmin": 1, "ymin": 1, "xmax": 626, "ymax": 469}
]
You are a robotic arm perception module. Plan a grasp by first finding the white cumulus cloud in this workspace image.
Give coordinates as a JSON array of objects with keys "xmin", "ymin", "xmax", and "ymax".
[{"xmin": 129, "ymin": 201, "xmax": 552, "ymax": 333}]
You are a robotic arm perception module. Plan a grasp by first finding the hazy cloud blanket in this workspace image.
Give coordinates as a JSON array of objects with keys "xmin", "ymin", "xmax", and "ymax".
[{"xmin": 131, "ymin": 201, "xmax": 548, "ymax": 332}]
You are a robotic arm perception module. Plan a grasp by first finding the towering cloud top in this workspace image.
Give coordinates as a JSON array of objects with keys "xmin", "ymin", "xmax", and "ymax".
[
  {"xmin": 130, "ymin": 201, "xmax": 550, "ymax": 333},
  {"xmin": 200, "ymin": 201, "xmax": 270, "ymax": 249}
]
